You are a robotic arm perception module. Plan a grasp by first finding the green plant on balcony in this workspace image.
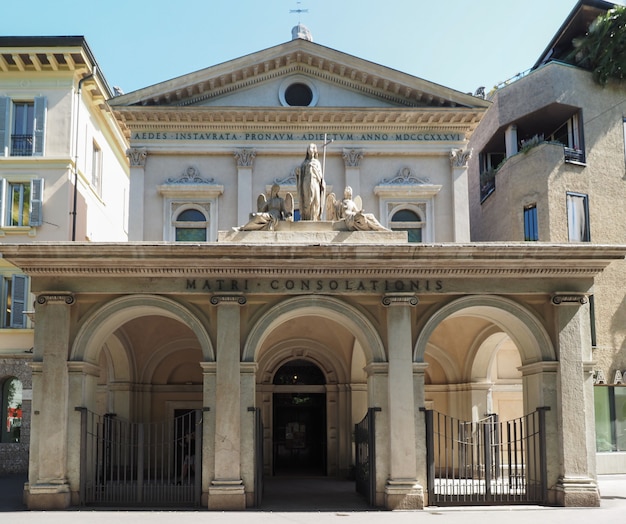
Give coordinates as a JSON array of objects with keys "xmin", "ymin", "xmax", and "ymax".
[
  {"xmin": 567, "ymin": 6, "xmax": 626, "ymax": 85},
  {"xmin": 519, "ymin": 134, "xmax": 545, "ymax": 154}
]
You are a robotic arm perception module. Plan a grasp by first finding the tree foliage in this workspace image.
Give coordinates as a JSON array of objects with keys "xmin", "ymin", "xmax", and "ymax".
[{"xmin": 568, "ymin": 6, "xmax": 626, "ymax": 85}]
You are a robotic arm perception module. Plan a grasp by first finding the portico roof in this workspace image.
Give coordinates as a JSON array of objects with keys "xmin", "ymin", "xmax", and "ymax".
[{"xmin": 1, "ymin": 242, "xmax": 623, "ymax": 282}]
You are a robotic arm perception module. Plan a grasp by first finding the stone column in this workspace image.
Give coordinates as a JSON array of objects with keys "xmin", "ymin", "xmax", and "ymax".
[
  {"xmin": 505, "ymin": 124, "xmax": 518, "ymax": 157},
  {"xmin": 551, "ymin": 293, "xmax": 600, "ymax": 507},
  {"xmin": 200, "ymin": 362, "xmax": 217, "ymax": 508},
  {"xmin": 240, "ymin": 362, "xmax": 257, "ymax": 508},
  {"xmin": 127, "ymin": 148, "xmax": 147, "ymax": 240},
  {"xmin": 413, "ymin": 363, "xmax": 429, "ymax": 504},
  {"xmin": 26, "ymin": 292, "xmax": 75, "ymax": 510},
  {"xmin": 67, "ymin": 361, "xmax": 99, "ymax": 505},
  {"xmin": 234, "ymin": 149, "xmax": 256, "ymax": 226},
  {"xmin": 208, "ymin": 295, "xmax": 246, "ymax": 510},
  {"xmin": 382, "ymin": 293, "xmax": 422, "ymax": 509},
  {"xmin": 342, "ymin": 148, "xmax": 364, "ymax": 197},
  {"xmin": 449, "ymin": 148, "xmax": 472, "ymax": 242}
]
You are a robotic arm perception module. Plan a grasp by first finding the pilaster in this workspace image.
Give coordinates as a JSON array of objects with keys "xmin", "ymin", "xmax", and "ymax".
[
  {"xmin": 551, "ymin": 293, "xmax": 600, "ymax": 506},
  {"xmin": 382, "ymin": 293, "xmax": 423, "ymax": 510},
  {"xmin": 208, "ymin": 294, "xmax": 246, "ymax": 510},
  {"xmin": 127, "ymin": 148, "xmax": 147, "ymax": 240},
  {"xmin": 234, "ymin": 148, "xmax": 256, "ymax": 226},
  {"xmin": 26, "ymin": 292, "xmax": 75, "ymax": 510},
  {"xmin": 342, "ymin": 148, "xmax": 363, "ymax": 197},
  {"xmin": 449, "ymin": 148, "xmax": 472, "ymax": 242}
]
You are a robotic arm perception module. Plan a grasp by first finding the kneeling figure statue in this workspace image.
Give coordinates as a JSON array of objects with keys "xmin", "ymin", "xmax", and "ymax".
[{"xmin": 235, "ymin": 184, "xmax": 293, "ymax": 231}]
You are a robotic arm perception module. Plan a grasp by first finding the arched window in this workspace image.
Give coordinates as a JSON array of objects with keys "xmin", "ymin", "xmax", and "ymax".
[
  {"xmin": 273, "ymin": 359, "xmax": 326, "ymax": 385},
  {"xmin": 174, "ymin": 207, "xmax": 208, "ymax": 242},
  {"xmin": 390, "ymin": 208, "xmax": 423, "ymax": 242},
  {"xmin": 1, "ymin": 377, "xmax": 22, "ymax": 443}
]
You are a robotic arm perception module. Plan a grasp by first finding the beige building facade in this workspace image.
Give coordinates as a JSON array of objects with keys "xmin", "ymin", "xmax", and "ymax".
[
  {"xmin": 0, "ymin": 37, "xmax": 129, "ymax": 474},
  {"xmin": 468, "ymin": 0, "xmax": 626, "ymax": 474},
  {"xmin": 1, "ymin": 20, "xmax": 624, "ymax": 511}
]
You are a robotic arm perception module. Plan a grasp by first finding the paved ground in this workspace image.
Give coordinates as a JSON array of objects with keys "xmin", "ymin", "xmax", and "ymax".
[{"xmin": 0, "ymin": 474, "xmax": 624, "ymax": 523}]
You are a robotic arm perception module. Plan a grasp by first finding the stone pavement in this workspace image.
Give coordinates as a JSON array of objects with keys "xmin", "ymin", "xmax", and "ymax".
[{"xmin": 0, "ymin": 474, "xmax": 623, "ymax": 523}]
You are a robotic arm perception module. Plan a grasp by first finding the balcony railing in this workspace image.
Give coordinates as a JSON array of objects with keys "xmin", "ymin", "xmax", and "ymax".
[
  {"xmin": 10, "ymin": 134, "xmax": 34, "ymax": 156},
  {"xmin": 564, "ymin": 147, "xmax": 585, "ymax": 164}
]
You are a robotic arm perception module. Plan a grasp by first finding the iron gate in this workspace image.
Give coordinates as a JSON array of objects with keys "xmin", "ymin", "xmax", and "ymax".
[
  {"xmin": 77, "ymin": 408, "xmax": 202, "ymax": 507},
  {"xmin": 424, "ymin": 407, "xmax": 549, "ymax": 505},
  {"xmin": 354, "ymin": 407, "xmax": 380, "ymax": 506}
]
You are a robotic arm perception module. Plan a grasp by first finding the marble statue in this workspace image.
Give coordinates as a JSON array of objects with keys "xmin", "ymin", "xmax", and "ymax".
[
  {"xmin": 297, "ymin": 143, "xmax": 325, "ymax": 221},
  {"xmin": 235, "ymin": 184, "xmax": 293, "ymax": 231},
  {"xmin": 326, "ymin": 186, "xmax": 389, "ymax": 231}
]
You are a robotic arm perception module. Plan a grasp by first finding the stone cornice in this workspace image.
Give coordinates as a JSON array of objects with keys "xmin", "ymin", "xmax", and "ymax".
[
  {"xmin": 2, "ymin": 242, "xmax": 624, "ymax": 280},
  {"xmin": 114, "ymin": 106, "xmax": 484, "ymax": 133}
]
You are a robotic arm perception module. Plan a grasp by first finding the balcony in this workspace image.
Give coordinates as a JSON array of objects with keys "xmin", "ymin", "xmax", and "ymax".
[{"xmin": 10, "ymin": 135, "xmax": 33, "ymax": 156}]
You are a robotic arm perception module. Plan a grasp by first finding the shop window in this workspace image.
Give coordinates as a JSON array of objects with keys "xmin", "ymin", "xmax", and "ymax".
[
  {"xmin": 0, "ymin": 96, "xmax": 46, "ymax": 157},
  {"xmin": 567, "ymin": 192, "xmax": 590, "ymax": 242},
  {"xmin": 1, "ymin": 377, "xmax": 22, "ymax": 443},
  {"xmin": 524, "ymin": 204, "xmax": 538, "ymax": 241},
  {"xmin": 174, "ymin": 207, "xmax": 208, "ymax": 242},
  {"xmin": 1, "ymin": 274, "xmax": 29, "ymax": 329},
  {"xmin": 0, "ymin": 178, "xmax": 44, "ymax": 228},
  {"xmin": 390, "ymin": 208, "xmax": 423, "ymax": 243},
  {"xmin": 594, "ymin": 386, "xmax": 626, "ymax": 452}
]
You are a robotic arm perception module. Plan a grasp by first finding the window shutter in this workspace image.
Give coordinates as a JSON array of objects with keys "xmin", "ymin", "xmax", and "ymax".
[
  {"xmin": 10, "ymin": 274, "xmax": 28, "ymax": 328},
  {"xmin": 0, "ymin": 96, "xmax": 8, "ymax": 157},
  {"xmin": 33, "ymin": 96, "xmax": 47, "ymax": 156},
  {"xmin": 29, "ymin": 178, "xmax": 44, "ymax": 226}
]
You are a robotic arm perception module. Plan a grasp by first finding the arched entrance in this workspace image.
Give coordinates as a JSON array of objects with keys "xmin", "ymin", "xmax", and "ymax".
[
  {"xmin": 272, "ymin": 359, "xmax": 327, "ymax": 476},
  {"xmin": 414, "ymin": 295, "xmax": 556, "ymax": 505},
  {"xmin": 247, "ymin": 295, "xmax": 384, "ymax": 506},
  {"xmin": 67, "ymin": 295, "xmax": 211, "ymax": 506}
]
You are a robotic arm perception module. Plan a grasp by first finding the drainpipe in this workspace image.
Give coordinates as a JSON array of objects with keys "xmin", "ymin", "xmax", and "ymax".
[{"xmin": 71, "ymin": 66, "xmax": 97, "ymax": 241}]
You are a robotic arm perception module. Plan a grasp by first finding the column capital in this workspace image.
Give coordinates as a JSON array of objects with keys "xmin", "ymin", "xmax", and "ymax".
[
  {"xmin": 551, "ymin": 293, "xmax": 588, "ymax": 306},
  {"xmin": 210, "ymin": 294, "xmax": 247, "ymax": 306},
  {"xmin": 449, "ymin": 147, "xmax": 472, "ymax": 168},
  {"xmin": 342, "ymin": 148, "xmax": 364, "ymax": 167},
  {"xmin": 233, "ymin": 148, "xmax": 256, "ymax": 168},
  {"xmin": 382, "ymin": 294, "xmax": 418, "ymax": 307},
  {"xmin": 127, "ymin": 147, "xmax": 148, "ymax": 167},
  {"xmin": 36, "ymin": 293, "xmax": 75, "ymax": 306}
]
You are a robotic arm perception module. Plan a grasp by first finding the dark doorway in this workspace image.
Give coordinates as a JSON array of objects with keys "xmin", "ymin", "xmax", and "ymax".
[{"xmin": 273, "ymin": 392, "xmax": 326, "ymax": 475}]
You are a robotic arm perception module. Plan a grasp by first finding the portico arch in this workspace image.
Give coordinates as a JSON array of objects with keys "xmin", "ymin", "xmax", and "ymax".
[
  {"xmin": 71, "ymin": 294, "xmax": 214, "ymax": 364},
  {"xmin": 414, "ymin": 295, "xmax": 555, "ymax": 365},
  {"xmin": 243, "ymin": 295, "xmax": 385, "ymax": 363}
]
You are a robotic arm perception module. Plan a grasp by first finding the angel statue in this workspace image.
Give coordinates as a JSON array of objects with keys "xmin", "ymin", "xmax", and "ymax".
[
  {"xmin": 325, "ymin": 186, "xmax": 389, "ymax": 232},
  {"xmin": 235, "ymin": 184, "xmax": 294, "ymax": 231}
]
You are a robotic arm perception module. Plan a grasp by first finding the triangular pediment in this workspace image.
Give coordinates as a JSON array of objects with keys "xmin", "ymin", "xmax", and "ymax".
[{"xmin": 110, "ymin": 38, "xmax": 488, "ymax": 111}]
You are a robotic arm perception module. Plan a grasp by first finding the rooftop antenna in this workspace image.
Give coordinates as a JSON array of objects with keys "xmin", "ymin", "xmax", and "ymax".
[{"xmin": 290, "ymin": 1, "xmax": 308, "ymax": 23}]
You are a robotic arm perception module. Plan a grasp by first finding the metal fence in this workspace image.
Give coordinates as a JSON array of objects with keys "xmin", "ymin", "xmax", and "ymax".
[
  {"xmin": 354, "ymin": 407, "xmax": 380, "ymax": 506},
  {"xmin": 77, "ymin": 408, "xmax": 202, "ymax": 507},
  {"xmin": 424, "ymin": 408, "xmax": 548, "ymax": 505}
]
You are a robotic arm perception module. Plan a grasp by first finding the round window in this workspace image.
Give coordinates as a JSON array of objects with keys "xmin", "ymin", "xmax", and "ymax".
[{"xmin": 284, "ymin": 83, "xmax": 314, "ymax": 106}]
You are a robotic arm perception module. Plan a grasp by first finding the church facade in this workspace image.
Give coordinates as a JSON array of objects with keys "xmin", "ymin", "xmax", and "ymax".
[{"xmin": 0, "ymin": 25, "xmax": 623, "ymax": 511}]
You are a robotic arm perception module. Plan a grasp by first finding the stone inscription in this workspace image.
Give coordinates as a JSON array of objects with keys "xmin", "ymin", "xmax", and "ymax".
[
  {"xmin": 133, "ymin": 132, "xmax": 463, "ymax": 142},
  {"xmin": 185, "ymin": 278, "xmax": 444, "ymax": 293}
]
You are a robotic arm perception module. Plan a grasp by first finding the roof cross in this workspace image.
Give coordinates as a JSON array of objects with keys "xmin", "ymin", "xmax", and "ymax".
[{"xmin": 290, "ymin": 1, "xmax": 308, "ymax": 23}]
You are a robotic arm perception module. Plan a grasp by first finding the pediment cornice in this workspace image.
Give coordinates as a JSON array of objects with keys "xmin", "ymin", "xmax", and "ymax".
[
  {"xmin": 110, "ymin": 39, "xmax": 489, "ymax": 111},
  {"xmin": 114, "ymin": 106, "xmax": 485, "ymax": 136}
]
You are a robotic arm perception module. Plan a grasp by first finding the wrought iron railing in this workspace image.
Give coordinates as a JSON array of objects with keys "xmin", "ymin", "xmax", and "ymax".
[{"xmin": 10, "ymin": 135, "xmax": 33, "ymax": 156}]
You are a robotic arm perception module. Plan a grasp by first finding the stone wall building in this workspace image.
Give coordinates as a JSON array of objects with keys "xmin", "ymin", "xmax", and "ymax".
[{"xmin": 468, "ymin": 0, "xmax": 626, "ymax": 474}]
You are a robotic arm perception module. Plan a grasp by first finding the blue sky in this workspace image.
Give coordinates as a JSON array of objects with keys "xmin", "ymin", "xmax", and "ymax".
[{"xmin": 2, "ymin": 0, "xmax": 624, "ymax": 96}]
